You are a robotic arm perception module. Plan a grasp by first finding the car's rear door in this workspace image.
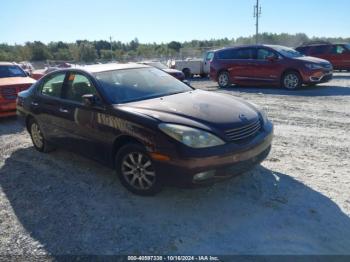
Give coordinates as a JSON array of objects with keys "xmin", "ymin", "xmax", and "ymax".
[
  {"xmin": 33, "ymin": 72, "xmax": 68, "ymax": 142},
  {"xmin": 218, "ymin": 48, "xmax": 256, "ymax": 82},
  {"xmin": 58, "ymin": 71, "xmax": 112, "ymax": 162}
]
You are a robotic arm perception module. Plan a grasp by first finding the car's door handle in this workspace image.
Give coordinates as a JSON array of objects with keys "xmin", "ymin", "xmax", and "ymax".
[
  {"xmin": 59, "ymin": 108, "xmax": 69, "ymax": 113},
  {"xmin": 31, "ymin": 102, "xmax": 39, "ymax": 106}
]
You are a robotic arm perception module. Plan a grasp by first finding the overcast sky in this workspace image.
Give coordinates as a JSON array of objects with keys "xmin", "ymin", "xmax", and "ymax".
[{"xmin": 1, "ymin": 0, "xmax": 349, "ymax": 44}]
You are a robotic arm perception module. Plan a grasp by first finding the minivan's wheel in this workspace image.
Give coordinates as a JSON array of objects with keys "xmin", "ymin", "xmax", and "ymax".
[
  {"xmin": 28, "ymin": 118, "xmax": 55, "ymax": 153},
  {"xmin": 282, "ymin": 71, "xmax": 302, "ymax": 90},
  {"xmin": 182, "ymin": 68, "xmax": 192, "ymax": 79},
  {"xmin": 116, "ymin": 144, "xmax": 161, "ymax": 196},
  {"xmin": 218, "ymin": 71, "xmax": 230, "ymax": 88}
]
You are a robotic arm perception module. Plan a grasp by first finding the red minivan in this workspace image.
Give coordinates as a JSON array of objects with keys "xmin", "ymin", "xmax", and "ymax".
[
  {"xmin": 296, "ymin": 43, "xmax": 350, "ymax": 71},
  {"xmin": 210, "ymin": 45, "xmax": 333, "ymax": 90}
]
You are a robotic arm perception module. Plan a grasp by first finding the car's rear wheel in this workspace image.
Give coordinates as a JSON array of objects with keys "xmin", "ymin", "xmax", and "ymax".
[
  {"xmin": 218, "ymin": 71, "xmax": 230, "ymax": 88},
  {"xmin": 116, "ymin": 143, "xmax": 162, "ymax": 196},
  {"xmin": 282, "ymin": 71, "xmax": 302, "ymax": 90},
  {"xmin": 28, "ymin": 118, "xmax": 55, "ymax": 153}
]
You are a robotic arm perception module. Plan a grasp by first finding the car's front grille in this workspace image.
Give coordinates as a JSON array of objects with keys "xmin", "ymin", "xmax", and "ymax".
[
  {"xmin": 225, "ymin": 119, "xmax": 262, "ymax": 142},
  {"xmin": 0, "ymin": 87, "xmax": 17, "ymax": 100}
]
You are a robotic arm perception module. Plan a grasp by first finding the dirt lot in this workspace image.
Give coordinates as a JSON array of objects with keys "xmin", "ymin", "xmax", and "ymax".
[{"xmin": 0, "ymin": 73, "xmax": 350, "ymax": 256}]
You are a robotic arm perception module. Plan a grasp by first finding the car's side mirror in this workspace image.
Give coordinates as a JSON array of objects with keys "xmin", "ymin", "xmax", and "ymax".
[
  {"xmin": 267, "ymin": 55, "xmax": 277, "ymax": 62},
  {"xmin": 25, "ymin": 71, "xmax": 31, "ymax": 77},
  {"xmin": 82, "ymin": 94, "xmax": 97, "ymax": 107}
]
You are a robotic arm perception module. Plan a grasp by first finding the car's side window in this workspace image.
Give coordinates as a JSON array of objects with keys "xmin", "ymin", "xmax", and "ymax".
[
  {"xmin": 331, "ymin": 45, "xmax": 346, "ymax": 55},
  {"xmin": 257, "ymin": 48, "xmax": 277, "ymax": 60},
  {"xmin": 41, "ymin": 73, "xmax": 66, "ymax": 98},
  {"xmin": 236, "ymin": 48, "xmax": 255, "ymax": 60},
  {"xmin": 65, "ymin": 73, "xmax": 97, "ymax": 103}
]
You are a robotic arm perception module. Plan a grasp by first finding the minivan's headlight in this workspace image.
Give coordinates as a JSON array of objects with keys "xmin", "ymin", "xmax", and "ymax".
[
  {"xmin": 305, "ymin": 63, "xmax": 323, "ymax": 70},
  {"xmin": 159, "ymin": 124, "xmax": 225, "ymax": 148}
]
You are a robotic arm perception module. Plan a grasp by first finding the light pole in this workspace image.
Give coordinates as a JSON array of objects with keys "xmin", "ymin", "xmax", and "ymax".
[
  {"xmin": 110, "ymin": 36, "xmax": 114, "ymax": 61},
  {"xmin": 254, "ymin": 0, "xmax": 262, "ymax": 44}
]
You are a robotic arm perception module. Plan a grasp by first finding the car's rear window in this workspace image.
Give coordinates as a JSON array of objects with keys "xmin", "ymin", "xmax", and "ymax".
[
  {"xmin": 95, "ymin": 67, "xmax": 192, "ymax": 104},
  {"xmin": 0, "ymin": 65, "xmax": 27, "ymax": 78}
]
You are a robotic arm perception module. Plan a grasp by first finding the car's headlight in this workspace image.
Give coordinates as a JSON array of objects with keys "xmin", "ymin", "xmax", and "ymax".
[
  {"xmin": 159, "ymin": 124, "xmax": 225, "ymax": 148},
  {"xmin": 305, "ymin": 63, "xmax": 323, "ymax": 70}
]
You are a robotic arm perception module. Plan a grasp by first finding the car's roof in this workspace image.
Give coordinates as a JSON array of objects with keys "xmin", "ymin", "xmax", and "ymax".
[
  {"xmin": 216, "ymin": 44, "xmax": 293, "ymax": 51},
  {"xmin": 78, "ymin": 63, "xmax": 149, "ymax": 73},
  {"xmin": 0, "ymin": 62, "xmax": 17, "ymax": 66}
]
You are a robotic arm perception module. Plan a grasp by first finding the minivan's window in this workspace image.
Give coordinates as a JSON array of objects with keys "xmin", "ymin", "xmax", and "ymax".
[
  {"xmin": 41, "ymin": 73, "xmax": 66, "ymax": 98},
  {"xmin": 0, "ymin": 65, "xmax": 26, "ymax": 78},
  {"xmin": 310, "ymin": 45, "xmax": 330, "ymax": 55},
  {"xmin": 236, "ymin": 48, "xmax": 255, "ymax": 59},
  {"xmin": 273, "ymin": 46, "xmax": 303, "ymax": 58},
  {"xmin": 331, "ymin": 45, "xmax": 346, "ymax": 54},
  {"xmin": 257, "ymin": 49, "xmax": 277, "ymax": 60},
  {"xmin": 217, "ymin": 49, "xmax": 237, "ymax": 59},
  {"xmin": 66, "ymin": 73, "xmax": 97, "ymax": 103},
  {"xmin": 95, "ymin": 68, "xmax": 192, "ymax": 104}
]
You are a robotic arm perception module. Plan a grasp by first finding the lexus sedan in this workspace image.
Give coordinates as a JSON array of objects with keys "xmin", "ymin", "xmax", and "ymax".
[{"xmin": 17, "ymin": 63, "xmax": 273, "ymax": 195}]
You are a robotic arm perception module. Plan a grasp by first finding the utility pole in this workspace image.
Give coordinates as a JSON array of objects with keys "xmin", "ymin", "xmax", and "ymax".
[
  {"xmin": 254, "ymin": 0, "xmax": 262, "ymax": 44},
  {"xmin": 110, "ymin": 36, "xmax": 113, "ymax": 61}
]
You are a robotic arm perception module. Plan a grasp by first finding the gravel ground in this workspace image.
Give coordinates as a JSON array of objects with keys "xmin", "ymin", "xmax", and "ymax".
[{"xmin": 0, "ymin": 73, "xmax": 350, "ymax": 256}]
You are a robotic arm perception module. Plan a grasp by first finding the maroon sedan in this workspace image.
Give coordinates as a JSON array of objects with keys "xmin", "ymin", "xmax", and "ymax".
[
  {"xmin": 210, "ymin": 45, "xmax": 333, "ymax": 90},
  {"xmin": 140, "ymin": 61, "xmax": 185, "ymax": 81}
]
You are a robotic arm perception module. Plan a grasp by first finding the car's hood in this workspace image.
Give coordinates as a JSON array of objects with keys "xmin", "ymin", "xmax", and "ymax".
[
  {"xmin": 295, "ymin": 56, "xmax": 330, "ymax": 64},
  {"xmin": 0, "ymin": 77, "xmax": 36, "ymax": 87},
  {"xmin": 163, "ymin": 68, "xmax": 183, "ymax": 74},
  {"xmin": 117, "ymin": 90, "xmax": 259, "ymax": 132}
]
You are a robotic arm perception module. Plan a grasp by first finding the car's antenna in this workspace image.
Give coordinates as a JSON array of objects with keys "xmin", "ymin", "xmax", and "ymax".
[{"xmin": 254, "ymin": 0, "xmax": 262, "ymax": 44}]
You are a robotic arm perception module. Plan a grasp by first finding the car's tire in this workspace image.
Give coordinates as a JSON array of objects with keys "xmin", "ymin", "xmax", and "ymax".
[
  {"xmin": 28, "ymin": 118, "xmax": 56, "ymax": 153},
  {"xmin": 182, "ymin": 68, "xmax": 192, "ymax": 79},
  {"xmin": 115, "ymin": 143, "xmax": 162, "ymax": 196},
  {"xmin": 218, "ymin": 71, "xmax": 230, "ymax": 88},
  {"xmin": 282, "ymin": 71, "xmax": 302, "ymax": 90}
]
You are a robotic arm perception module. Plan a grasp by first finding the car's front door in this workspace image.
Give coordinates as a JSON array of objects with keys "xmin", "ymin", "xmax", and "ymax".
[
  {"xmin": 253, "ymin": 48, "xmax": 283, "ymax": 83},
  {"xmin": 58, "ymin": 71, "xmax": 112, "ymax": 162},
  {"xmin": 328, "ymin": 45, "xmax": 350, "ymax": 70}
]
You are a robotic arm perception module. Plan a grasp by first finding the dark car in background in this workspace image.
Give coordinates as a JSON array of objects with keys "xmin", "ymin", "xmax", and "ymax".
[
  {"xmin": 210, "ymin": 45, "xmax": 333, "ymax": 89},
  {"xmin": 17, "ymin": 63, "xmax": 273, "ymax": 195},
  {"xmin": 0, "ymin": 62, "xmax": 36, "ymax": 117},
  {"xmin": 296, "ymin": 43, "xmax": 350, "ymax": 71},
  {"xmin": 140, "ymin": 61, "xmax": 185, "ymax": 81}
]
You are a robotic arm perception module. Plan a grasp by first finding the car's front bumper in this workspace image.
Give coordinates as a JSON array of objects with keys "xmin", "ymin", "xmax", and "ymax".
[
  {"xmin": 301, "ymin": 68, "xmax": 333, "ymax": 84},
  {"xmin": 154, "ymin": 123, "xmax": 274, "ymax": 185},
  {"xmin": 0, "ymin": 101, "xmax": 16, "ymax": 117}
]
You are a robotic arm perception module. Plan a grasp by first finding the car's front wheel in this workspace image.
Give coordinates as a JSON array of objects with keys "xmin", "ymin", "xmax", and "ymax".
[
  {"xmin": 218, "ymin": 71, "xmax": 230, "ymax": 88},
  {"xmin": 116, "ymin": 143, "xmax": 162, "ymax": 196},
  {"xmin": 282, "ymin": 71, "xmax": 302, "ymax": 90},
  {"xmin": 28, "ymin": 118, "xmax": 55, "ymax": 153}
]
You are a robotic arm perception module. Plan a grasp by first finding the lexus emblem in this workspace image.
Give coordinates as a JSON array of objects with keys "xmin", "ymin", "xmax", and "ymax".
[{"xmin": 239, "ymin": 114, "xmax": 249, "ymax": 122}]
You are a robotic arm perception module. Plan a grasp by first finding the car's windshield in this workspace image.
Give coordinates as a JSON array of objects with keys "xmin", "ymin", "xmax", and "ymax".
[
  {"xmin": 145, "ymin": 62, "xmax": 168, "ymax": 70},
  {"xmin": 95, "ymin": 67, "xmax": 192, "ymax": 104},
  {"xmin": 272, "ymin": 46, "xmax": 304, "ymax": 58},
  {"xmin": 0, "ymin": 65, "xmax": 27, "ymax": 78}
]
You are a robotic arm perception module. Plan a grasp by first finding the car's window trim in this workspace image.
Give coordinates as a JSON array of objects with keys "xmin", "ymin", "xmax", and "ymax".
[
  {"xmin": 217, "ymin": 48, "xmax": 257, "ymax": 60},
  {"xmin": 37, "ymin": 71, "xmax": 68, "ymax": 100},
  {"xmin": 60, "ymin": 70, "xmax": 104, "ymax": 106}
]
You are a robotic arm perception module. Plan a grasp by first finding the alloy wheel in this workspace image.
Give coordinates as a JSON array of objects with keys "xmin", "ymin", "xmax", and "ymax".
[
  {"xmin": 283, "ymin": 73, "xmax": 300, "ymax": 89},
  {"xmin": 31, "ymin": 122, "xmax": 44, "ymax": 149},
  {"xmin": 218, "ymin": 72, "xmax": 229, "ymax": 87},
  {"xmin": 121, "ymin": 152, "xmax": 156, "ymax": 190}
]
